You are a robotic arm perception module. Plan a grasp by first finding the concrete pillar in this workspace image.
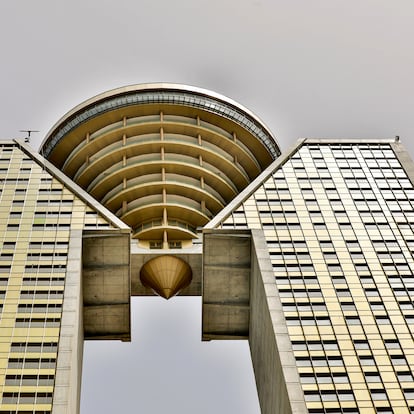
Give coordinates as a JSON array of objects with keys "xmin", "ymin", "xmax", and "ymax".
[{"xmin": 52, "ymin": 230, "xmax": 84, "ymax": 414}]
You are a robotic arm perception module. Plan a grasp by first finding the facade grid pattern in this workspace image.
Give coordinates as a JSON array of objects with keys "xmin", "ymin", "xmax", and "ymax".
[
  {"xmin": 0, "ymin": 144, "xmax": 114, "ymax": 413},
  {"xmin": 221, "ymin": 143, "xmax": 414, "ymax": 413}
]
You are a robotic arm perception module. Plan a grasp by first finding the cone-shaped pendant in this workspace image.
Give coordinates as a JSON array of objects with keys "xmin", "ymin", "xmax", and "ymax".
[{"xmin": 140, "ymin": 256, "xmax": 192, "ymax": 299}]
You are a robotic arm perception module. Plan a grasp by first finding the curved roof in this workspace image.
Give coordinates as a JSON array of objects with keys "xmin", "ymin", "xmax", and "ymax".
[{"xmin": 40, "ymin": 83, "xmax": 280, "ymax": 158}]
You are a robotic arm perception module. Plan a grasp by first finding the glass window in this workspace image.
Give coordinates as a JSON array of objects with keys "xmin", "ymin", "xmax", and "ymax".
[
  {"xmin": 365, "ymin": 372, "xmax": 382, "ymax": 383},
  {"xmin": 359, "ymin": 356, "xmax": 376, "ymax": 366},
  {"xmin": 397, "ymin": 372, "xmax": 414, "ymax": 382},
  {"xmin": 370, "ymin": 390, "xmax": 388, "ymax": 400},
  {"xmin": 391, "ymin": 356, "xmax": 407, "ymax": 366},
  {"xmin": 384, "ymin": 340, "xmax": 401, "ymax": 350}
]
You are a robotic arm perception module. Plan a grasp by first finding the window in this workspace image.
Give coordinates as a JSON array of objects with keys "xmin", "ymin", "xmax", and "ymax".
[
  {"xmin": 365, "ymin": 372, "xmax": 381, "ymax": 383},
  {"xmin": 22, "ymin": 276, "xmax": 65, "ymax": 286},
  {"xmin": 359, "ymin": 276, "xmax": 375, "ymax": 285},
  {"xmin": 27, "ymin": 252, "xmax": 67, "ymax": 259},
  {"xmin": 370, "ymin": 389, "xmax": 388, "ymax": 400},
  {"xmin": 5, "ymin": 374, "xmax": 54, "ymax": 386},
  {"xmin": 38, "ymin": 188, "xmax": 62, "ymax": 194},
  {"xmin": 24, "ymin": 264, "xmax": 66, "ymax": 273},
  {"xmin": 299, "ymin": 373, "xmax": 316, "ymax": 383},
  {"xmin": 384, "ymin": 339, "xmax": 401, "ymax": 350},
  {"xmin": 354, "ymin": 340, "xmax": 369, "ymax": 349},
  {"xmin": 365, "ymin": 288, "xmax": 380, "ymax": 297},
  {"xmin": 17, "ymin": 304, "xmax": 62, "ymax": 313},
  {"xmin": 291, "ymin": 341, "xmax": 307, "ymax": 351},
  {"xmin": 10, "ymin": 342, "xmax": 58, "ymax": 353},
  {"xmin": 2, "ymin": 392, "xmax": 53, "ymax": 404},
  {"xmin": 336, "ymin": 288, "xmax": 351, "ymax": 297},
  {"xmin": 370, "ymin": 301, "xmax": 385, "ymax": 311},
  {"xmin": 397, "ymin": 372, "xmax": 414, "ymax": 382},
  {"xmin": 404, "ymin": 389, "xmax": 414, "ymax": 400},
  {"xmin": 6, "ymin": 224, "xmax": 19, "ymax": 229},
  {"xmin": 333, "ymin": 373, "xmax": 349, "ymax": 384},
  {"xmin": 332, "ymin": 277, "xmax": 347, "ymax": 285},
  {"xmin": 286, "ymin": 316, "xmax": 331, "ymax": 326},
  {"xmin": 29, "ymin": 241, "xmax": 68, "ymax": 249},
  {"xmin": 320, "ymin": 240, "xmax": 334, "ymax": 250},
  {"xmin": 0, "ymin": 265, "xmax": 12, "ymax": 273},
  {"xmin": 391, "ymin": 355, "xmax": 407, "ymax": 366},
  {"xmin": 304, "ymin": 391, "xmax": 321, "ymax": 402},
  {"xmin": 338, "ymin": 390, "xmax": 355, "ymax": 401},
  {"xmin": 7, "ymin": 358, "xmax": 56, "ymax": 369},
  {"xmin": 20, "ymin": 290, "xmax": 63, "ymax": 299},
  {"xmin": 359, "ymin": 356, "xmax": 376, "ymax": 366},
  {"xmin": 346, "ymin": 316, "xmax": 361, "ymax": 325},
  {"xmin": 15, "ymin": 318, "xmax": 61, "ymax": 327},
  {"xmin": 32, "ymin": 223, "xmax": 70, "ymax": 229},
  {"xmin": 149, "ymin": 241, "xmax": 162, "ymax": 249},
  {"xmin": 376, "ymin": 316, "xmax": 391, "ymax": 324},
  {"xmin": 328, "ymin": 264, "xmax": 343, "ymax": 273},
  {"xmin": 323, "ymin": 252, "xmax": 339, "ymax": 261}
]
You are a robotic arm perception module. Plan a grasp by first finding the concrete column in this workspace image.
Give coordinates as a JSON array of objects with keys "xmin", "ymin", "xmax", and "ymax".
[
  {"xmin": 249, "ymin": 230, "xmax": 307, "ymax": 414},
  {"xmin": 52, "ymin": 230, "xmax": 84, "ymax": 414},
  {"xmin": 163, "ymin": 230, "xmax": 169, "ymax": 249}
]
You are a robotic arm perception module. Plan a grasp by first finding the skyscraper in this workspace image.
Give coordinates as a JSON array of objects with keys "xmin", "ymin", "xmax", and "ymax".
[
  {"xmin": 0, "ymin": 141, "xmax": 130, "ymax": 413},
  {"xmin": 1, "ymin": 84, "xmax": 414, "ymax": 413},
  {"xmin": 204, "ymin": 138, "xmax": 414, "ymax": 413}
]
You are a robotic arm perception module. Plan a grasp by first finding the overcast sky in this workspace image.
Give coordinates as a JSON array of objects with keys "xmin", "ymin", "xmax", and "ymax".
[{"xmin": 1, "ymin": 1, "xmax": 414, "ymax": 413}]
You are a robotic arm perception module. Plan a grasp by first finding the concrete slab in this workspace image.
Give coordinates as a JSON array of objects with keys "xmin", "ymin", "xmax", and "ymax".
[
  {"xmin": 202, "ymin": 230, "xmax": 251, "ymax": 340},
  {"xmin": 82, "ymin": 230, "xmax": 131, "ymax": 341}
]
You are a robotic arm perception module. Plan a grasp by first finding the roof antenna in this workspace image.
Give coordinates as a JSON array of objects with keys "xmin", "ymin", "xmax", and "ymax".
[{"xmin": 19, "ymin": 130, "xmax": 39, "ymax": 143}]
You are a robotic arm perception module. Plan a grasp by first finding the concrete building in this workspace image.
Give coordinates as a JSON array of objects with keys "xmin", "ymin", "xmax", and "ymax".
[
  {"xmin": 205, "ymin": 138, "xmax": 414, "ymax": 413},
  {"xmin": 0, "ymin": 140, "xmax": 130, "ymax": 414},
  {"xmin": 1, "ymin": 84, "xmax": 414, "ymax": 413}
]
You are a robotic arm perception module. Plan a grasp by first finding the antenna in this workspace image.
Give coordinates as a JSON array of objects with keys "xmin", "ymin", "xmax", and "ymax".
[{"xmin": 19, "ymin": 129, "xmax": 40, "ymax": 143}]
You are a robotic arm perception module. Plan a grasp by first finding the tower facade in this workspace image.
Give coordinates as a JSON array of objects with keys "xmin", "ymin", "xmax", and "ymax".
[
  {"xmin": 204, "ymin": 139, "xmax": 414, "ymax": 413},
  {"xmin": 0, "ymin": 141, "xmax": 130, "ymax": 413},
  {"xmin": 1, "ymin": 85, "xmax": 414, "ymax": 414}
]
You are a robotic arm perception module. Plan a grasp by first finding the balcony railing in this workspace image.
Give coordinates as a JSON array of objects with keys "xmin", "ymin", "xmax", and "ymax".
[{"xmin": 133, "ymin": 218, "xmax": 197, "ymax": 237}]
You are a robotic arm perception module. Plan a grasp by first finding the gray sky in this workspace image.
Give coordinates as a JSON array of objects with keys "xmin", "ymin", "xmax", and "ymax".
[{"xmin": 1, "ymin": 1, "xmax": 414, "ymax": 413}]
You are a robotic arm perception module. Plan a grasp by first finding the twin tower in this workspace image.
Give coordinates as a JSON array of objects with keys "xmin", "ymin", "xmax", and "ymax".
[{"xmin": 2, "ymin": 83, "xmax": 414, "ymax": 413}]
